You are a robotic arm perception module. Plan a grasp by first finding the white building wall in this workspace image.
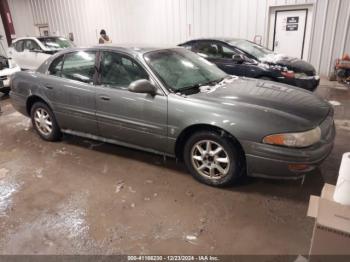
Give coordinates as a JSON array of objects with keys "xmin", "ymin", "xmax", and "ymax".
[
  {"xmin": 8, "ymin": 0, "xmax": 35, "ymax": 38},
  {"xmin": 7, "ymin": 0, "xmax": 350, "ymax": 77},
  {"xmin": 0, "ymin": 15, "xmax": 7, "ymax": 52},
  {"xmin": 7, "ymin": 0, "xmax": 270, "ymax": 46}
]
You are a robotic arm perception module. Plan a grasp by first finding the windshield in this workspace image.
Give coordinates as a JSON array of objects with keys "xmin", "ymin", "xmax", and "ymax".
[
  {"xmin": 38, "ymin": 37, "xmax": 73, "ymax": 50},
  {"xmin": 230, "ymin": 39, "xmax": 274, "ymax": 60},
  {"xmin": 144, "ymin": 48, "xmax": 227, "ymax": 92}
]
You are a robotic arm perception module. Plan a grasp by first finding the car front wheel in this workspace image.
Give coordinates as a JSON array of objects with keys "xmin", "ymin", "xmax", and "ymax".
[
  {"xmin": 184, "ymin": 131, "xmax": 243, "ymax": 187},
  {"xmin": 30, "ymin": 102, "xmax": 61, "ymax": 141}
]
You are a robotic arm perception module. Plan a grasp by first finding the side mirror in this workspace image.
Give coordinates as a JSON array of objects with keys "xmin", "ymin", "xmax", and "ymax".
[
  {"xmin": 232, "ymin": 54, "xmax": 245, "ymax": 64},
  {"xmin": 128, "ymin": 79, "xmax": 156, "ymax": 95}
]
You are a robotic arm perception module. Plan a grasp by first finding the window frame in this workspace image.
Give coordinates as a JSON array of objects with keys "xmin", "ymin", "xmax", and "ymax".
[{"xmin": 48, "ymin": 54, "xmax": 65, "ymax": 77}]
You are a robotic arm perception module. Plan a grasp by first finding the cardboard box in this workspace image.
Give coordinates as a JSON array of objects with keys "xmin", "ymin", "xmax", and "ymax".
[{"xmin": 307, "ymin": 184, "xmax": 350, "ymax": 255}]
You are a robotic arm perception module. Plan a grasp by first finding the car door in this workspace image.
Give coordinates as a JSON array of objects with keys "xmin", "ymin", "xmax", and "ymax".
[
  {"xmin": 94, "ymin": 51, "xmax": 168, "ymax": 152},
  {"xmin": 21, "ymin": 40, "xmax": 36, "ymax": 70},
  {"xmin": 23, "ymin": 39, "xmax": 49, "ymax": 70},
  {"xmin": 41, "ymin": 50, "xmax": 98, "ymax": 135}
]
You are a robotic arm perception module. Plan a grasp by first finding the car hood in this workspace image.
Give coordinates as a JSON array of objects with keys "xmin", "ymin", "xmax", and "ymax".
[
  {"xmin": 260, "ymin": 53, "xmax": 316, "ymax": 76},
  {"xmin": 188, "ymin": 77, "xmax": 330, "ymax": 128}
]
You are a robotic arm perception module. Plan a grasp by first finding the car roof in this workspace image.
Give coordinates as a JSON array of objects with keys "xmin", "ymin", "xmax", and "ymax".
[
  {"xmin": 13, "ymin": 36, "xmax": 67, "ymax": 42},
  {"xmin": 13, "ymin": 37, "xmax": 38, "ymax": 42},
  {"xmin": 57, "ymin": 44, "xmax": 182, "ymax": 56},
  {"xmin": 37, "ymin": 36, "xmax": 67, "ymax": 40},
  {"xmin": 181, "ymin": 37, "xmax": 244, "ymax": 44}
]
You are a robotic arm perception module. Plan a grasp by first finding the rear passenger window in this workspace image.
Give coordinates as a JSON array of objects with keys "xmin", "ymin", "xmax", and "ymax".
[
  {"xmin": 195, "ymin": 42, "xmax": 221, "ymax": 59},
  {"xmin": 194, "ymin": 42, "xmax": 236, "ymax": 59},
  {"xmin": 49, "ymin": 55, "xmax": 64, "ymax": 76},
  {"xmin": 61, "ymin": 51, "xmax": 96, "ymax": 84},
  {"xmin": 100, "ymin": 52, "xmax": 148, "ymax": 88}
]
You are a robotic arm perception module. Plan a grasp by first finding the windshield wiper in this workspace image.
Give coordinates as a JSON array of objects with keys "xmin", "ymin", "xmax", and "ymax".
[
  {"xmin": 179, "ymin": 82, "xmax": 207, "ymax": 92},
  {"xmin": 178, "ymin": 76, "xmax": 228, "ymax": 93}
]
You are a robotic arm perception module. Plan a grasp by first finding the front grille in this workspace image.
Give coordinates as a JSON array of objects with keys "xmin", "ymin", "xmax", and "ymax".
[{"xmin": 0, "ymin": 76, "xmax": 8, "ymax": 81}]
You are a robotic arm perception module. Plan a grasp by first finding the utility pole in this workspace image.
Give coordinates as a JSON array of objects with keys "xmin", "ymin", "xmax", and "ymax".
[{"xmin": 0, "ymin": 0, "xmax": 15, "ymax": 46}]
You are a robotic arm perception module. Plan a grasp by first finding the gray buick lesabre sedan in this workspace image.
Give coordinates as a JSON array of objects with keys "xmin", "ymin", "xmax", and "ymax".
[{"xmin": 10, "ymin": 46, "xmax": 335, "ymax": 187}]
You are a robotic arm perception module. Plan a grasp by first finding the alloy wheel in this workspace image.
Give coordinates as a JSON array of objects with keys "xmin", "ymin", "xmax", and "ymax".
[
  {"xmin": 191, "ymin": 140, "xmax": 230, "ymax": 180},
  {"xmin": 33, "ymin": 108, "xmax": 53, "ymax": 136}
]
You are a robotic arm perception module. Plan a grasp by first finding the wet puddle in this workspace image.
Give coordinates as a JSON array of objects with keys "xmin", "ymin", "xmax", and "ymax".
[{"xmin": 0, "ymin": 168, "xmax": 20, "ymax": 217}]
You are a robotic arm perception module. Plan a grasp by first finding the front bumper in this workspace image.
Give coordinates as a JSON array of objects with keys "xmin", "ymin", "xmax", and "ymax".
[
  {"xmin": 0, "ymin": 66, "xmax": 21, "ymax": 92},
  {"xmin": 243, "ymin": 116, "xmax": 335, "ymax": 179},
  {"xmin": 0, "ymin": 77, "xmax": 10, "ymax": 92},
  {"xmin": 278, "ymin": 75, "xmax": 320, "ymax": 92}
]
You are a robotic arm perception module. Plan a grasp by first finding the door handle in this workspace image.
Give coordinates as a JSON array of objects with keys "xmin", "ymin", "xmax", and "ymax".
[
  {"xmin": 44, "ymin": 84, "xmax": 54, "ymax": 90},
  {"xmin": 100, "ymin": 95, "xmax": 110, "ymax": 101}
]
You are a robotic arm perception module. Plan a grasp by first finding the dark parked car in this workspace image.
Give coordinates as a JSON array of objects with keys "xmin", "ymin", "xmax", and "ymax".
[
  {"xmin": 179, "ymin": 38, "xmax": 320, "ymax": 91},
  {"xmin": 10, "ymin": 46, "xmax": 334, "ymax": 187}
]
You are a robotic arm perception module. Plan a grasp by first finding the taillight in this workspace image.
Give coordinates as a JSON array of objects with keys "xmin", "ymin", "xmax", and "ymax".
[{"xmin": 281, "ymin": 70, "xmax": 295, "ymax": 78}]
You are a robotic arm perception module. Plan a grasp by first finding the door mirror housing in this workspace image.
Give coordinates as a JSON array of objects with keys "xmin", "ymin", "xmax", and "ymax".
[
  {"xmin": 128, "ymin": 79, "xmax": 157, "ymax": 95},
  {"xmin": 232, "ymin": 54, "xmax": 245, "ymax": 64}
]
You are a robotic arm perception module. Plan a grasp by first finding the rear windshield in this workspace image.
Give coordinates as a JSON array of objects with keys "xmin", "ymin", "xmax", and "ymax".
[{"xmin": 38, "ymin": 37, "xmax": 73, "ymax": 51}]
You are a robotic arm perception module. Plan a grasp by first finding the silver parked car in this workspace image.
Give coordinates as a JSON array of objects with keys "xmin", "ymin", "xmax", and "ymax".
[{"xmin": 10, "ymin": 46, "xmax": 335, "ymax": 187}]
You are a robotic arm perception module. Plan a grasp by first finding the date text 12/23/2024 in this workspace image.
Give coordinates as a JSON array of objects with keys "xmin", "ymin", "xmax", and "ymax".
[{"xmin": 128, "ymin": 256, "xmax": 219, "ymax": 261}]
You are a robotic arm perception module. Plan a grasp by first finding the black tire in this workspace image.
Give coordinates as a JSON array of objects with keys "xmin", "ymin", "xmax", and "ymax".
[
  {"xmin": 30, "ymin": 102, "xmax": 61, "ymax": 141},
  {"xmin": 184, "ymin": 131, "xmax": 244, "ymax": 187},
  {"xmin": 0, "ymin": 89, "xmax": 10, "ymax": 95}
]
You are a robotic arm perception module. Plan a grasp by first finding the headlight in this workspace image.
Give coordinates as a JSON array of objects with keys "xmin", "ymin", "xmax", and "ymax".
[
  {"xmin": 9, "ymin": 59, "xmax": 18, "ymax": 69},
  {"xmin": 263, "ymin": 127, "xmax": 321, "ymax": 148},
  {"xmin": 281, "ymin": 70, "xmax": 295, "ymax": 78}
]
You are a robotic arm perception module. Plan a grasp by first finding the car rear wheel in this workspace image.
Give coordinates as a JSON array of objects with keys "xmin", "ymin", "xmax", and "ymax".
[
  {"xmin": 30, "ymin": 102, "xmax": 61, "ymax": 141},
  {"xmin": 184, "ymin": 131, "xmax": 243, "ymax": 187}
]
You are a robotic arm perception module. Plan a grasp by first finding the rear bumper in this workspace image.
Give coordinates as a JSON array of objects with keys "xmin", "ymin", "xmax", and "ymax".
[
  {"xmin": 242, "ymin": 123, "xmax": 335, "ymax": 179},
  {"xmin": 279, "ymin": 75, "xmax": 320, "ymax": 92},
  {"xmin": 0, "ymin": 79, "xmax": 10, "ymax": 92}
]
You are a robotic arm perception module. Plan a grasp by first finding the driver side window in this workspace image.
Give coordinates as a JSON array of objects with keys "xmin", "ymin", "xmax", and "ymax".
[
  {"xmin": 100, "ymin": 52, "xmax": 149, "ymax": 89},
  {"xmin": 221, "ymin": 45, "xmax": 236, "ymax": 59},
  {"xmin": 24, "ymin": 40, "xmax": 41, "ymax": 51}
]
